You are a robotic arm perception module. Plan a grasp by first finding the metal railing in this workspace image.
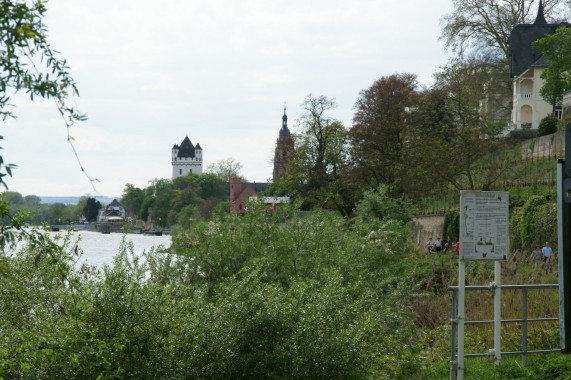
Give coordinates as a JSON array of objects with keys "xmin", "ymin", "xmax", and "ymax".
[{"xmin": 448, "ymin": 284, "xmax": 559, "ymax": 380}]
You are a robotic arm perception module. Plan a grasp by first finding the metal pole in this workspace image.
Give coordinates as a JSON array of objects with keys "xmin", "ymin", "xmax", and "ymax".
[
  {"xmin": 450, "ymin": 289, "xmax": 457, "ymax": 380},
  {"xmin": 457, "ymin": 260, "xmax": 466, "ymax": 380},
  {"xmin": 494, "ymin": 260, "xmax": 502, "ymax": 365},
  {"xmin": 522, "ymin": 288, "xmax": 528, "ymax": 366}
]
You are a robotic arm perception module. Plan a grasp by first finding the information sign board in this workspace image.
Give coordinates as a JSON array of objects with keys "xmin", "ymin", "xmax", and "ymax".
[{"xmin": 459, "ymin": 191, "xmax": 509, "ymax": 261}]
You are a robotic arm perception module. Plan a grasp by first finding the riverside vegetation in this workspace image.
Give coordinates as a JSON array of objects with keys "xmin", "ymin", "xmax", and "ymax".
[
  {"xmin": 1, "ymin": 186, "xmax": 569, "ymax": 379},
  {"xmin": 2, "ymin": 0, "xmax": 571, "ymax": 377}
]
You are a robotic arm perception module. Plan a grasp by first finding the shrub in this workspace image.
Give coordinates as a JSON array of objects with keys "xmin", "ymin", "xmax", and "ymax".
[
  {"xmin": 354, "ymin": 185, "xmax": 412, "ymax": 227},
  {"xmin": 509, "ymin": 207, "xmax": 523, "ymax": 252},
  {"xmin": 519, "ymin": 195, "xmax": 547, "ymax": 249},
  {"xmin": 443, "ymin": 208, "xmax": 460, "ymax": 241},
  {"xmin": 531, "ymin": 202, "xmax": 557, "ymax": 251},
  {"xmin": 537, "ymin": 115, "xmax": 559, "ymax": 137}
]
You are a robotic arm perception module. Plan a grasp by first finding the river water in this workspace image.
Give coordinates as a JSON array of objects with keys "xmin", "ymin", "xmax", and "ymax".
[{"xmin": 46, "ymin": 230, "xmax": 172, "ymax": 269}]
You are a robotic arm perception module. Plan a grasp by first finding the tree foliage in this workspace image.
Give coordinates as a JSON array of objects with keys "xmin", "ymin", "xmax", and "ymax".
[
  {"xmin": 206, "ymin": 157, "xmax": 243, "ymax": 182},
  {"xmin": 0, "ymin": 0, "xmax": 86, "ymax": 189},
  {"xmin": 353, "ymin": 185, "xmax": 412, "ymax": 226},
  {"xmin": 0, "ymin": 0, "xmax": 84, "ymax": 121},
  {"xmin": 519, "ymin": 195, "xmax": 547, "ymax": 248},
  {"xmin": 404, "ymin": 60, "xmax": 509, "ymax": 194},
  {"xmin": 350, "ymin": 73, "xmax": 418, "ymax": 190},
  {"xmin": 532, "ymin": 26, "xmax": 571, "ymax": 109},
  {"xmin": 443, "ymin": 207, "xmax": 460, "ymax": 241},
  {"xmin": 272, "ymin": 94, "xmax": 351, "ymax": 213},
  {"xmin": 439, "ymin": 0, "xmax": 566, "ymax": 125},
  {"xmin": 0, "ymin": 203, "xmax": 424, "ymax": 378},
  {"xmin": 82, "ymin": 197, "xmax": 101, "ymax": 222},
  {"xmin": 440, "ymin": 0, "xmax": 565, "ymax": 59},
  {"xmin": 537, "ymin": 114, "xmax": 560, "ymax": 136},
  {"xmin": 120, "ymin": 173, "xmax": 228, "ymax": 228},
  {"xmin": 121, "ymin": 184, "xmax": 145, "ymax": 218}
]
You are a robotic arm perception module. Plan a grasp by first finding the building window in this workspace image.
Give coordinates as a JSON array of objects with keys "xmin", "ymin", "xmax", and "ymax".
[
  {"xmin": 555, "ymin": 106, "xmax": 562, "ymax": 120},
  {"xmin": 179, "ymin": 169, "xmax": 182, "ymax": 175}
]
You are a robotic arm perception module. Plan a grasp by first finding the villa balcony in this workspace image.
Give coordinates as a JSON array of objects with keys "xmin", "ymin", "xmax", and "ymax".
[{"xmin": 514, "ymin": 121, "xmax": 538, "ymax": 129}]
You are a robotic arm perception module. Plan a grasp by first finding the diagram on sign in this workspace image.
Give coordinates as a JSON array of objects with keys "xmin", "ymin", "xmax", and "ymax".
[{"xmin": 459, "ymin": 191, "xmax": 509, "ymax": 261}]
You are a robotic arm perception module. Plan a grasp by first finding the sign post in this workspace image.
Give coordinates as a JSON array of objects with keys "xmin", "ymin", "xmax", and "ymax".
[
  {"xmin": 457, "ymin": 191, "xmax": 509, "ymax": 379},
  {"xmin": 559, "ymin": 123, "xmax": 571, "ymax": 353}
]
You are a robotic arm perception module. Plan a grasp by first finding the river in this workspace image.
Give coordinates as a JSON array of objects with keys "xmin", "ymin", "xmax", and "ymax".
[{"xmin": 46, "ymin": 230, "xmax": 172, "ymax": 269}]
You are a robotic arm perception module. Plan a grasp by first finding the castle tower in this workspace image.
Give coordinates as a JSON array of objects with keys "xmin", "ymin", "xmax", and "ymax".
[
  {"xmin": 272, "ymin": 104, "xmax": 294, "ymax": 181},
  {"xmin": 172, "ymin": 136, "xmax": 203, "ymax": 179}
]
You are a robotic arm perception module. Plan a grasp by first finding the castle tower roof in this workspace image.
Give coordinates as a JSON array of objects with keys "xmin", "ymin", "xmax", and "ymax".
[{"xmin": 177, "ymin": 136, "xmax": 196, "ymax": 158}]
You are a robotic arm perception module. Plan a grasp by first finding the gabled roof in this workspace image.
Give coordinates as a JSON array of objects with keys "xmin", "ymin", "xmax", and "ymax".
[
  {"xmin": 514, "ymin": 56, "xmax": 550, "ymax": 80},
  {"xmin": 509, "ymin": 23, "xmax": 560, "ymax": 78},
  {"xmin": 529, "ymin": 55, "xmax": 550, "ymax": 69},
  {"xmin": 107, "ymin": 199, "xmax": 122, "ymax": 208},
  {"xmin": 195, "ymin": 143, "xmax": 202, "ymax": 150}
]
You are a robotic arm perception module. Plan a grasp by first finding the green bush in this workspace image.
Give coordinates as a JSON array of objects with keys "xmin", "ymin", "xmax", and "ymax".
[
  {"xmin": 1, "ymin": 203, "xmax": 425, "ymax": 379},
  {"xmin": 443, "ymin": 208, "xmax": 460, "ymax": 241},
  {"xmin": 537, "ymin": 114, "xmax": 559, "ymax": 137},
  {"xmin": 509, "ymin": 207, "xmax": 523, "ymax": 252},
  {"xmin": 519, "ymin": 195, "xmax": 547, "ymax": 249},
  {"xmin": 354, "ymin": 185, "xmax": 412, "ymax": 226},
  {"xmin": 530, "ymin": 202, "xmax": 557, "ymax": 251}
]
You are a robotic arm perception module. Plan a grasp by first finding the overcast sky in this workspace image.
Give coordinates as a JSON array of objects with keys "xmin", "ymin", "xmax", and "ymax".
[{"xmin": 3, "ymin": 0, "xmax": 456, "ymax": 198}]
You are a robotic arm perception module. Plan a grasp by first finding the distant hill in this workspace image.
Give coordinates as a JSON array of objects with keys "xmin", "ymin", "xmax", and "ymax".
[{"xmin": 40, "ymin": 196, "xmax": 119, "ymax": 205}]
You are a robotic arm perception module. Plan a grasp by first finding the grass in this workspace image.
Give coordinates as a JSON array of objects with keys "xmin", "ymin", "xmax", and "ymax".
[
  {"xmin": 408, "ymin": 249, "xmax": 567, "ymax": 378},
  {"xmin": 423, "ymin": 354, "xmax": 571, "ymax": 379}
]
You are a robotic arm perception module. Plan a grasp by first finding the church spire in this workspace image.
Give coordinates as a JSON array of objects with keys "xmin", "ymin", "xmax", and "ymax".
[
  {"xmin": 281, "ymin": 101, "xmax": 289, "ymax": 135},
  {"xmin": 534, "ymin": 0, "xmax": 547, "ymax": 24},
  {"xmin": 274, "ymin": 102, "xmax": 294, "ymax": 181}
]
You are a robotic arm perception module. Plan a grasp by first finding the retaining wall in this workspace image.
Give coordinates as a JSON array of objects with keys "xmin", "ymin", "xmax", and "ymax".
[
  {"xmin": 408, "ymin": 214, "xmax": 446, "ymax": 250},
  {"xmin": 520, "ymin": 130, "xmax": 565, "ymax": 158}
]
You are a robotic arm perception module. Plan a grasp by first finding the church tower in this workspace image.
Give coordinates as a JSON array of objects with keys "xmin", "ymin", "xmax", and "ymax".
[
  {"xmin": 273, "ymin": 104, "xmax": 294, "ymax": 181},
  {"xmin": 172, "ymin": 136, "xmax": 203, "ymax": 179}
]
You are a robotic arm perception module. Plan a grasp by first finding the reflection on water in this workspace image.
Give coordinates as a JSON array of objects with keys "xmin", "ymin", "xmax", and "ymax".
[{"xmin": 48, "ymin": 230, "xmax": 172, "ymax": 269}]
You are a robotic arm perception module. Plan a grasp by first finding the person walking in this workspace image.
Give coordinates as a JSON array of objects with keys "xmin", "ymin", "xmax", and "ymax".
[
  {"xmin": 435, "ymin": 238, "xmax": 442, "ymax": 253},
  {"xmin": 530, "ymin": 245, "xmax": 542, "ymax": 268},
  {"xmin": 427, "ymin": 238, "xmax": 434, "ymax": 253},
  {"xmin": 542, "ymin": 241, "xmax": 553, "ymax": 263},
  {"xmin": 441, "ymin": 237, "xmax": 448, "ymax": 253}
]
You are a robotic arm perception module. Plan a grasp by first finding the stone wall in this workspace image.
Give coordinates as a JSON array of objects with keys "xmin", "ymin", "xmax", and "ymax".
[
  {"xmin": 520, "ymin": 130, "xmax": 565, "ymax": 159},
  {"xmin": 408, "ymin": 215, "xmax": 446, "ymax": 250}
]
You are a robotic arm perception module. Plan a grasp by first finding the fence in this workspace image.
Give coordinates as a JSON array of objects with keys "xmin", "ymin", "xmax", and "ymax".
[
  {"xmin": 448, "ymin": 283, "xmax": 560, "ymax": 380},
  {"xmin": 419, "ymin": 151, "xmax": 561, "ymax": 215}
]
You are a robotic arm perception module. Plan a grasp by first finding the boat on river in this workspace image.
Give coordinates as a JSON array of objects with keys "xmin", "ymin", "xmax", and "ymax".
[{"xmin": 143, "ymin": 230, "xmax": 162, "ymax": 236}]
